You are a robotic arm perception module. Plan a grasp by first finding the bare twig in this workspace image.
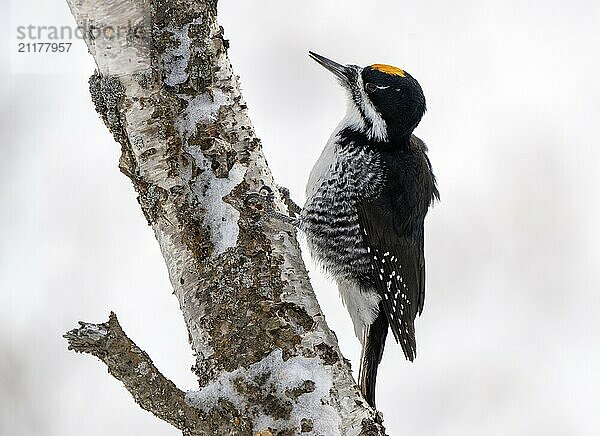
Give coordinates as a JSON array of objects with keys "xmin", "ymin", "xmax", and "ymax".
[{"xmin": 64, "ymin": 313, "xmax": 202, "ymax": 431}]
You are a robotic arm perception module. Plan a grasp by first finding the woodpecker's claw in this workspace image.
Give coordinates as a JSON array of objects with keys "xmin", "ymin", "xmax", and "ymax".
[
  {"xmin": 277, "ymin": 185, "xmax": 302, "ymax": 216},
  {"xmin": 259, "ymin": 185, "xmax": 275, "ymax": 204},
  {"xmin": 245, "ymin": 185, "xmax": 275, "ymax": 215},
  {"xmin": 245, "ymin": 185, "xmax": 300, "ymax": 228}
]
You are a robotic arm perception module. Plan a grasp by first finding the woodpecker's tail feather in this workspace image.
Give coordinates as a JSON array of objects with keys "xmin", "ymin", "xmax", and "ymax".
[{"xmin": 359, "ymin": 306, "xmax": 388, "ymax": 408}]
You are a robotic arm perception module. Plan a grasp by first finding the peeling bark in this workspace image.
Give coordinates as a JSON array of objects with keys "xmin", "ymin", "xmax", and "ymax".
[{"xmin": 64, "ymin": 0, "xmax": 387, "ymax": 434}]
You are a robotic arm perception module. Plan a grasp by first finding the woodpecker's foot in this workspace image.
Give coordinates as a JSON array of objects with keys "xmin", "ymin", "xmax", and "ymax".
[
  {"xmin": 277, "ymin": 185, "xmax": 302, "ymax": 217},
  {"xmin": 245, "ymin": 185, "xmax": 299, "ymax": 227},
  {"xmin": 265, "ymin": 185, "xmax": 301, "ymax": 226},
  {"xmin": 259, "ymin": 185, "xmax": 276, "ymax": 204},
  {"xmin": 268, "ymin": 209, "xmax": 300, "ymax": 227},
  {"xmin": 245, "ymin": 185, "xmax": 275, "ymax": 215}
]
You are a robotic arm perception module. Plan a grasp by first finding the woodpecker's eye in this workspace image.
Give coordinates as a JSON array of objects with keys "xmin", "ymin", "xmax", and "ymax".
[{"xmin": 365, "ymin": 83, "xmax": 377, "ymax": 93}]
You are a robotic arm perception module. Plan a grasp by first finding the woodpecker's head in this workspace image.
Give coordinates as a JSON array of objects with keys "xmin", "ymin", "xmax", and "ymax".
[{"xmin": 309, "ymin": 51, "xmax": 426, "ymax": 143}]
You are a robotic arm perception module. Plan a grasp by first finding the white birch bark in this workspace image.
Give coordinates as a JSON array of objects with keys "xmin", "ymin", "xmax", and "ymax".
[{"xmin": 63, "ymin": 0, "xmax": 387, "ymax": 434}]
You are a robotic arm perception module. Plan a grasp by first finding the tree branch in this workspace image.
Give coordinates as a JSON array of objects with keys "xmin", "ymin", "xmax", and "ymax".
[
  {"xmin": 64, "ymin": 313, "xmax": 203, "ymax": 432},
  {"xmin": 64, "ymin": 0, "xmax": 387, "ymax": 433}
]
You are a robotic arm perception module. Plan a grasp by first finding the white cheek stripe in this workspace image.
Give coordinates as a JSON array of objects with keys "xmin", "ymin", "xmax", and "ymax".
[
  {"xmin": 356, "ymin": 70, "xmax": 388, "ymax": 142},
  {"xmin": 341, "ymin": 100, "xmax": 367, "ymax": 135}
]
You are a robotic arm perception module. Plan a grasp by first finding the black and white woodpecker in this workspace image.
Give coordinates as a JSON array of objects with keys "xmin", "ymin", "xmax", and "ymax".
[{"xmin": 266, "ymin": 52, "xmax": 438, "ymax": 408}]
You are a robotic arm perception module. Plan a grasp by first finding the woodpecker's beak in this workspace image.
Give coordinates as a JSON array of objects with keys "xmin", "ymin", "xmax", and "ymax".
[{"xmin": 309, "ymin": 51, "xmax": 352, "ymax": 87}]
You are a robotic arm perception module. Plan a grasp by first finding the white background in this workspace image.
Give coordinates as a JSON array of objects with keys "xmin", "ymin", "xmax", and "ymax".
[{"xmin": 2, "ymin": 1, "xmax": 600, "ymax": 435}]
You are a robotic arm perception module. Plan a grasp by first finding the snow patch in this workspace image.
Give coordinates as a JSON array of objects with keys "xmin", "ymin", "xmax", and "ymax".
[
  {"xmin": 162, "ymin": 18, "xmax": 202, "ymax": 86},
  {"xmin": 197, "ymin": 157, "xmax": 245, "ymax": 255},
  {"xmin": 176, "ymin": 90, "xmax": 227, "ymax": 138},
  {"xmin": 175, "ymin": 89, "xmax": 243, "ymax": 255},
  {"xmin": 186, "ymin": 349, "xmax": 341, "ymax": 435},
  {"xmin": 80, "ymin": 323, "xmax": 108, "ymax": 340}
]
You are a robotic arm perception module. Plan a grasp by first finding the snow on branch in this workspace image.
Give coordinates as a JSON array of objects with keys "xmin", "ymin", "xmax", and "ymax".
[{"xmin": 64, "ymin": 0, "xmax": 387, "ymax": 433}]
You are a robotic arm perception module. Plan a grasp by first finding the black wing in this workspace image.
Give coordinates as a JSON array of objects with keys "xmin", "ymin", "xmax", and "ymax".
[
  {"xmin": 358, "ymin": 137, "xmax": 437, "ymax": 361},
  {"xmin": 358, "ymin": 202, "xmax": 424, "ymax": 361}
]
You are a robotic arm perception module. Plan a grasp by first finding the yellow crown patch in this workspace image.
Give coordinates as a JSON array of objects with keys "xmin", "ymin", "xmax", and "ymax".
[{"xmin": 371, "ymin": 64, "xmax": 406, "ymax": 77}]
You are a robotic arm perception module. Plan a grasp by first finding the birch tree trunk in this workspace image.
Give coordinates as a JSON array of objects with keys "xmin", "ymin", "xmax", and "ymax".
[{"xmin": 63, "ymin": 0, "xmax": 387, "ymax": 434}]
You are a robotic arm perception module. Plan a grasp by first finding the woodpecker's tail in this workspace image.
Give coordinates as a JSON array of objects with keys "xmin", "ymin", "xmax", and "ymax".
[{"xmin": 359, "ymin": 305, "xmax": 388, "ymax": 408}]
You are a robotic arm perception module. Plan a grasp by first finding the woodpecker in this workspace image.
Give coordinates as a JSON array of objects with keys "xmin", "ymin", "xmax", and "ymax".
[{"xmin": 299, "ymin": 52, "xmax": 439, "ymax": 408}]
